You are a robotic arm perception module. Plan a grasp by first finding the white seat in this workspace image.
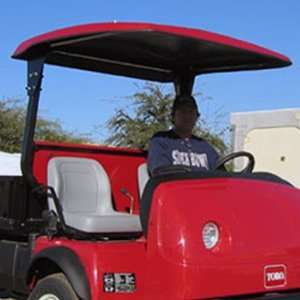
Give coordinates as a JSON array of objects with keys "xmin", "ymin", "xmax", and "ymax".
[
  {"xmin": 138, "ymin": 162, "xmax": 150, "ymax": 197},
  {"xmin": 47, "ymin": 157, "xmax": 142, "ymax": 233}
]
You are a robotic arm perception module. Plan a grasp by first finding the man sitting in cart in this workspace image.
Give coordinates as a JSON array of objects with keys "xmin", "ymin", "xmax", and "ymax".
[{"xmin": 148, "ymin": 95, "xmax": 220, "ymax": 176}]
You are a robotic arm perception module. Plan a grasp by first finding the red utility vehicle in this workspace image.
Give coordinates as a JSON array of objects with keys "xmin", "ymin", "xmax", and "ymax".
[{"xmin": 0, "ymin": 22, "xmax": 299, "ymax": 300}]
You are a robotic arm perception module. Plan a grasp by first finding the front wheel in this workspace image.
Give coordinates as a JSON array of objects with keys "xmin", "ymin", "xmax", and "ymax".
[{"xmin": 28, "ymin": 273, "xmax": 78, "ymax": 300}]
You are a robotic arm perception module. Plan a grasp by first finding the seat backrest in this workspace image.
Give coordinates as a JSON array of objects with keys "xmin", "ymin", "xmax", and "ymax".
[
  {"xmin": 137, "ymin": 162, "xmax": 150, "ymax": 197},
  {"xmin": 47, "ymin": 157, "xmax": 114, "ymax": 215}
]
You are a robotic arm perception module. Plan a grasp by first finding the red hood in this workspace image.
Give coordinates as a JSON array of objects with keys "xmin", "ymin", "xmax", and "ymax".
[{"xmin": 148, "ymin": 178, "xmax": 300, "ymax": 298}]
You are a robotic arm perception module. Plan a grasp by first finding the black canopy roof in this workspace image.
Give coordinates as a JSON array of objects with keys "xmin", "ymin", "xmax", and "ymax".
[{"xmin": 13, "ymin": 22, "xmax": 292, "ymax": 82}]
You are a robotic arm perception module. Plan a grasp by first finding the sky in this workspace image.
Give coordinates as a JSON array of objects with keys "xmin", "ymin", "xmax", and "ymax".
[{"xmin": 1, "ymin": 1, "xmax": 299, "ymax": 142}]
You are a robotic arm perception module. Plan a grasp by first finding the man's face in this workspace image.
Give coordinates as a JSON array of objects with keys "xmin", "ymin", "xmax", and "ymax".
[{"xmin": 173, "ymin": 105, "xmax": 199, "ymax": 133}]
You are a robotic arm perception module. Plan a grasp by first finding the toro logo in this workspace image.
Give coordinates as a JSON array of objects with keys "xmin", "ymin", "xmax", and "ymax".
[{"xmin": 264, "ymin": 265, "xmax": 287, "ymax": 288}]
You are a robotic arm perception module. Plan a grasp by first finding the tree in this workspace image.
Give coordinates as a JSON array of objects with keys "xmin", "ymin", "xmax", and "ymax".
[
  {"xmin": 0, "ymin": 98, "xmax": 90, "ymax": 153},
  {"xmin": 106, "ymin": 83, "xmax": 228, "ymax": 154}
]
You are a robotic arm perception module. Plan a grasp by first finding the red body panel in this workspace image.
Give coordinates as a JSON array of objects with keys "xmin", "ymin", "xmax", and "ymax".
[
  {"xmin": 146, "ymin": 178, "xmax": 300, "ymax": 299},
  {"xmin": 31, "ymin": 143, "xmax": 300, "ymax": 299},
  {"xmin": 33, "ymin": 237, "xmax": 147, "ymax": 300}
]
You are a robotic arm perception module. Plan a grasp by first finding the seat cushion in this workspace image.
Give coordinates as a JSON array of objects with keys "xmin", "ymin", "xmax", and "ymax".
[{"xmin": 64, "ymin": 212, "xmax": 142, "ymax": 233}]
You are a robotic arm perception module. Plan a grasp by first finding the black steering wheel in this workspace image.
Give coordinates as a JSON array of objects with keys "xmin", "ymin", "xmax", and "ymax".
[{"xmin": 214, "ymin": 151, "xmax": 255, "ymax": 173}]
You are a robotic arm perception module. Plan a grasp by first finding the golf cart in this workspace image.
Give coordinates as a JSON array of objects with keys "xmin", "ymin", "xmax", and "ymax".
[{"xmin": 0, "ymin": 22, "xmax": 300, "ymax": 299}]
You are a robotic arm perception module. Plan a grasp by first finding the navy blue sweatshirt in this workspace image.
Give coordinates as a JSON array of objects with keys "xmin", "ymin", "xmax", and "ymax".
[{"xmin": 148, "ymin": 129, "xmax": 219, "ymax": 175}]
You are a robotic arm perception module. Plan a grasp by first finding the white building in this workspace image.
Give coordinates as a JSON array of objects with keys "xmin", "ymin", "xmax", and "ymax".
[{"xmin": 231, "ymin": 108, "xmax": 300, "ymax": 187}]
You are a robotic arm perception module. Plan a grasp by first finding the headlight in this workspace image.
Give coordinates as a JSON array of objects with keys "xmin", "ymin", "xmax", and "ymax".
[{"xmin": 202, "ymin": 222, "xmax": 220, "ymax": 249}]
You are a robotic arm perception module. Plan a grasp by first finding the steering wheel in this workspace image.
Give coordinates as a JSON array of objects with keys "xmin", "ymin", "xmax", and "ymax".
[{"xmin": 214, "ymin": 151, "xmax": 255, "ymax": 173}]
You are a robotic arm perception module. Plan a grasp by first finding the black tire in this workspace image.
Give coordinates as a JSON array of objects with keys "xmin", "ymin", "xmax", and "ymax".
[{"xmin": 28, "ymin": 273, "xmax": 79, "ymax": 300}]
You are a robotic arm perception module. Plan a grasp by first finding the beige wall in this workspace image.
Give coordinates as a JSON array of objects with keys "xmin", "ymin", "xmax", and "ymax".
[{"xmin": 244, "ymin": 127, "xmax": 300, "ymax": 187}]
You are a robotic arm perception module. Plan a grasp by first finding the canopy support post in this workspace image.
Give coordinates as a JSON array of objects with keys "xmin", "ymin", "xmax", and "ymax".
[{"xmin": 21, "ymin": 57, "xmax": 45, "ymax": 187}]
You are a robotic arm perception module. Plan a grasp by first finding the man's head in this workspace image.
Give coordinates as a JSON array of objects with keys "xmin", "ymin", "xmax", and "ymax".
[{"xmin": 171, "ymin": 95, "xmax": 199, "ymax": 136}]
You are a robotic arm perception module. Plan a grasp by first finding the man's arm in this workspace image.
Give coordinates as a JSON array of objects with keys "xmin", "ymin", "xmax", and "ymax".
[
  {"xmin": 206, "ymin": 144, "xmax": 221, "ymax": 170},
  {"xmin": 147, "ymin": 136, "xmax": 172, "ymax": 176}
]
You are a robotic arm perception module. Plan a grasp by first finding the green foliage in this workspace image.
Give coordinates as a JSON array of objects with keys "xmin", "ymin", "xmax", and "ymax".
[
  {"xmin": 106, "ymin": 83, "xmax": 173, "ymax": 149},
  {"xmin": 0, "ymin": 98, "xmax": 90, "ymax": 153},
  {"xmin": 0, "ymin": 99, "xmax": 25, "ymax": 153},
  {"xmin": 35, "ymin": 118, "xmax": 90, "ymax": 144},
  {"xmin": 106, "ymin": 83, "xmax": 228, "ymax": 154}
]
